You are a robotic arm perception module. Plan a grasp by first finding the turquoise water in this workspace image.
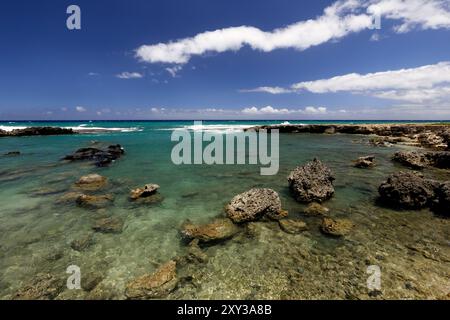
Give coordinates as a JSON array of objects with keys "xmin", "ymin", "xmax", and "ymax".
[{"xmin": 0, "ymin": 121, "xmax": 449, "ymax": 299}]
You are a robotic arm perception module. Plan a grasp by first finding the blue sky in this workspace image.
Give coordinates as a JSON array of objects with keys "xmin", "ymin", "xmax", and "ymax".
[{"xmin": 0, "ymin": 0, "xmax": 449, "ymax": 120}]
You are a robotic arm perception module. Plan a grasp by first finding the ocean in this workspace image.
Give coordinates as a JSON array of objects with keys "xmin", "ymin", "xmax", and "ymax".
[{"xmin": 0, "ymin": 120, "xmax": 449, "ymax": 299}]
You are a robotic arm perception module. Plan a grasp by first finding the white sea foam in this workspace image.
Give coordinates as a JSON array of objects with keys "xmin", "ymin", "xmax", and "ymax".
[
  {"xmin": 0, "ymin": 125, "xmax": 143, "ymax": 133},
  {"xmin": 160, "ymin": 124, "xmax": 254, "ymax": 134}
]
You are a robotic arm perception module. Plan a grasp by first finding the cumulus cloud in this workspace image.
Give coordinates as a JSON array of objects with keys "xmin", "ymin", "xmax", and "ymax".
[
  {"xmin": 243, "ymin": 61, "xmax": 450, "ymax": 104},
  {"xmin": 135, "ymin": 0, "xmax": 450, "ymax": 65},
  {"xmin": 304, "ymin": 106, "xmax": 328, "ymax": 114},
  {"xmin": 75, "ymin": 106, "xmax": 87, "ymax": 112},
  {"xmin": 116, "ymin": 72, "xmax": 143, "ymax": 79}
]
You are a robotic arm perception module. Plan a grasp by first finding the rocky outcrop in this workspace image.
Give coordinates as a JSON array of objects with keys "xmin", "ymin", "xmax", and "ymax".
[
  {"xmin": 354, "ymin": 156, "xmax": 375, "ymax": 168},
  {"xmin": 320, "ymin": 218, "xmax": 354, "ymax": 237},
  {"xmin": 278, "ymin": 219, "xmax": 308, "ymax": 234},
  {"xmin": 433, "ymin": 182, "xmax": 450, "ymax": 216},
  {"xmin": 130, "ymin": 184, "xmax": 160, "ymax": 200},
  {"xmin": 75, "ymin": 174, "xmax": 107, "ymax": 191},
  {"xmin": 393, "ymin": 151, "xmax": 450, "ymax": 169},
  {"xmin": 63, "ymin": 144, "xmax": 125, "ymax": 167},
  {"xmin": 12, "ymin": 274, "xmax": 64, "ymax": 300},
  {"xmin": 225, "ymin": 188, "xmax": 283, "ymax": 223},
  {"xmin": 378, "ymin": 172, "xmax": 439, "ymax": 209},
  {"xmin": 288, "ymin": 159, "xmax": 335, "ymax": 203},
  {"xmin": 125, "ymin": 261, "xmax": 178, "ymax": 299},
  {"xmin": 92, "ymin": 216, "xmax": 124, "ymax": 233},
  {"xmin": 1, "ymin": 127, "xmax": 75, "ymax": 138},
  {"xmin": 180, "ymin": 218, "xmax": 240, "ymax": 243},
  {"xmin": 4, "ymin": 151, "xmax": 20, "ymax": 156},
  {"xmin": 76, "ymin": 194, "xmax": 114, "ymax": 209}
]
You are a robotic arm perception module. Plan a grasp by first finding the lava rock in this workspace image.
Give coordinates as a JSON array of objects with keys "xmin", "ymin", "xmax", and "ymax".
[
  {"xmin": 63, "ymin": 144, "xmax": 124, "ymax": 167},
  {"xmin": 392, "ymin": 151, "xmax": 429, "ymax": 169},
  {"xmin": 70, "ymin": 233, "xmax": 94, "ymax": 252},
  {"xmin": 354, "ymin": 156, "xmax": 375, "ymax": 168},
  {"xmin": 320, "ymin": 218, "xmax": 354, "ymax": 237},
  {"xmin": 303, "ymin": 202, "xmax": 329, "ymax": 216},
  {"xmin": 130, "ymin": 184, "xmax": 160, "ymax": 200},
  {"xmin": 75, "ymin": 174, "xmax": 107, "ymax": 191},
  {"xmin": 288, "ymin": 159, "xmax": 335, "ymax": 203},
  {"xmin": 225, "ymin": 188, "xmax": 283, "ymax": 223}
]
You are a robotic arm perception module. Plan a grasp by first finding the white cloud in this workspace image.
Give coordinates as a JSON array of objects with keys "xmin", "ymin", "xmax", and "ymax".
[
  {"xmin": 135, "ymin": 0, "xmax": 450, "ymax": 65},
  {"xmin": 304, "ymin": 106, "xmax": 328, "ymax": 114},
  {"xmin": 88, "ymin": 72, "xmax": 99, "ymax": 76},
  {"xmin": 165, "ymin": 65, "xmax": 183, "ymax": 77},
  {"xmin": 239, "ymin": 87, "xmax": 293, "ymax": 94},
  {"xmin": 116, "ymin": 72, "xmax": 143, "ymax": 79},
  {"xmin": 75, "ymin": 106, "xmax": 87, "ymax": 112}
]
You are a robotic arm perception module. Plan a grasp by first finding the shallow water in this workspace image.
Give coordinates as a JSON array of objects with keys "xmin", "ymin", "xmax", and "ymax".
[{"xmin": 0, "ymin": 121, "xmax": 449, "ymax": 299}]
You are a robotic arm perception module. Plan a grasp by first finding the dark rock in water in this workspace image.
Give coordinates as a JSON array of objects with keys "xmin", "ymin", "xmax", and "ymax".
[
  {"xmin": 92, "ymin": 216, "xmax": 124, "ymax": 234},
  {"xmin": 226, "ymin": 188, "xmax": 283, "ymax": 223},
  {"xmin": 180, "ymin": 218, "xmax": 240, "ymax": 243},
  {"xmin": 4, "ymin": 151, "xmax": 20, "ymax": 156},
  {"xmin": 378, "ymin": 171, "xmax": 438, "ymax": 209},
  {"xmin": 70, "ymin": 233, "xmax": 94, "ymax": 252},
  {"xmin": 428, "ymin": 151, "xmax": 450, "ymax": 168},
  {"xmin": 125, "ymin": 260, "xmax": 178, "ymax": 299},
  {"xmin": 320, "ymin": 218, "xmax": 354, "ymax": 237},
  {"xmin": 1, "ymin": 127, "xmax": 75, "ymax": 138},
  {"xmin": 354, "ymin": 156, "xmax": 375, "ymax": 168},
  {"xmin": 63, "ymin": 144, "xmax": 124, "ymax": 167},
  {"xmin": 130, "ymin": 184, "xmax": 160, "ymax": 200},
  {"xmin": 12, "ymin": 274, "xmax": 64, "ymax": 300},
  {"xmin": 303, "ymin": 202, "xmax": 329, "ymax": 216},
  {"xmin": 267, "ymin": 208, "xmax": 288, "ymax": 221},
  {"xmin": 288, "ymin": 159, "xmax": 335, "ymax": 203},
  {"xmin": 278, "ymin": 219, "xmax": 308, "ymax": 234},
  {"xmin": 75, "ymin": 174, "xmax": 107, "ymax": 191},
  {"xmin": 76, "ymin": 194, "xmax": 114, "ymax": 209},
  {"xmin": 55, "ymin": 191, "xmax": 84, "ymax": 204},
  {"xmin": 432, "ymin": 182, "xmax": 450, "ymax": 216}
]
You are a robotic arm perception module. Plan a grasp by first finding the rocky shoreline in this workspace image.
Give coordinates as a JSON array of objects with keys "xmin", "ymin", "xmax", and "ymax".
[
  {"xmin": 0, "ymin": 127, "xmax": 76, "ymax": 137},
  {"xmin": 246, "ymin": 123, "xmax": 450, "ymax": 150}
]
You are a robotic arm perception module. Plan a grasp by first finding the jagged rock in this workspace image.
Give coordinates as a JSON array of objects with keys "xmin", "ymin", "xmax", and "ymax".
[
  {"xmin": 303, "ymin": 202, "xmax": 329, "ymax": 216},
  {"xmin": 180, "ymin": 218, "xmax": 240, "ymax": 243},
  {"xmin": 433, "ymin": 182, "xmax": 450, "ymax": 216},
  {"xmin": 267, "ymin": 209, "xmax": 288, "ymax": 221},
  {"xmin": 320, "ymin": 218, "xmax": 354, "ymax": 237},
  {"xmin": 428, "ymin": 151, "xmax": 450, "ymax": 168},
  {"xmin": 354, "ymin": 156, "xmax": 375, "ymax": 168},
  {"xmin": 130, "ymin": 184, "xmax": 160, "ymax": 200},
  {"xmin": 378, "ymin": 171, "xmax": 438, "ymax": 209},
  {"xmin": 225, "ymin": 188, "xmax": 283, "ymax": 223},
  {"xmin": 278, "ymin": 219, "xmax": 308, "ymax": 234},
  {"xmin": 288, "ymin": 159, "xmax": 335, "ymax": 203},
  {"xmin": 70, "ymin": 233, "xmax": 94, "ymax": 252},
  {"xmin": 63, "ymin": 144, "xmax": 124, "ymax": 167},
  {"xmin": 92, "ymin": 216, "xmax": 124, "ymax": 234},
  {"xmin": 12, "ymin": 274, "xmax": 64, "ymax": 300},
  {"xmin": 392, "ymin": 151, "xmax": 429, "ymax": 169},
  {"xmin": 125, "ymin": 261, "xmax": 178, "ymax": 299},
  {"xmin": 76, "ymin": 194, "xmax": 114, "ymax": 209},
  {"xmin": 75, "ymin": 174, "xmax": 107, "ymax": 191}
]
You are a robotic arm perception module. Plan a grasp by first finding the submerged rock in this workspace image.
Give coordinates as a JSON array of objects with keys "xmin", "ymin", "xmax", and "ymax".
[
  {"xmin": 4, "ymin": 151, "xmax": 20, "ymax": 156},
  {"xmin": 76, "ymin": 194, "xmax": 114, "ymax": 209},
  {"xmin": 378, "ymin": 171, "xmax": 438, "ymax": 209},
  {"xmin": 63, "ymin": 144, "xmax": 125, "ymax": 167},
  {"xmin": 82, "ymin": 271, "xmax": 104, "ymax": 292},
  {"xmin": 92, "ymin": 216, "xmax": 124, "ymax": 234},
  {"xmin": 288, "ymin": 159, "xmax": 335, "ymax": 203},
  {"xmin": 303, "ymin": 202, "xmax": 329, "ymax": 216},
  {"xmin": 180, "ymin": 218, "xmax": 240, "ymax": 243},
  {"xmin": 354, "ymin": 156, "xmax": 375, "ymax": 168},
  {"xmin": 130, "ymin": 184, "xmax": 160, "ymax": 200},
  {"xmin": 186, "ymin": 239, "xmax": 208, "ymax": 263},
  {"xmin": 12, "ymin": 274, "xmax": 64, "ymax": 300},
  {"xmin": 278, "ymin": 219, "xmax": 308, "ymax": 234},
  {"xmin": 70, "ymin": 233, "xmax": 94, "ymax": 252},
  {"xmin": 55, "ymin": 191, "xmax": 83, "ymax": 204},
  {"xmin": 225, "ymin": 188, "xmax": 283, "ymax": 223},
  {"xmin": 125, "ymin": 261, "xmax": 178, "ymax": 299},
  {"xmin": 75, "ymin": 174, "xmax": 107, "ymax": 191},
  {"xmin": 320, "ymin": 218, "xmax": 354, "ymax": 237}
]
